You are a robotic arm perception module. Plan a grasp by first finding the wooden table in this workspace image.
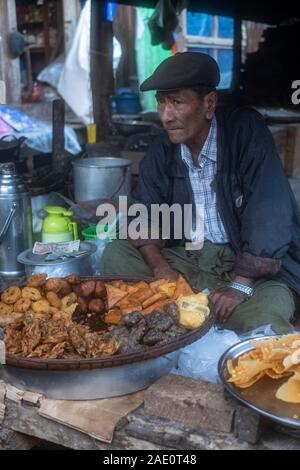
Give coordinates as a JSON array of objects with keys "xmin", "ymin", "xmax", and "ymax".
[{"xmin": 1, "ymin": 379, "xmax": 300, "ymax": 451}]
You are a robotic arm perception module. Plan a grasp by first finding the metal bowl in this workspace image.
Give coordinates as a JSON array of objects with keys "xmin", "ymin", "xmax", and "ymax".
[
  {"xmin": 218, "ymin": 336, "xmax": 300, "ymax": 429},
  {"xmin": 17, "ymin": 241, "xmax": 96, "ymax": 278}
]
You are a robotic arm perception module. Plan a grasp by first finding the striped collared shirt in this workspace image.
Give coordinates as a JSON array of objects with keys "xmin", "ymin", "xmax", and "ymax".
[{"xmin": 181, "ymin": 115, "xmax": 229, "ymax": 244}]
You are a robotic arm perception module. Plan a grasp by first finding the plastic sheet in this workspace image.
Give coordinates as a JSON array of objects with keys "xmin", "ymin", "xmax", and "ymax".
[{"xmin": 173, "ymin": 326, "xmax": 240, "ymax": 383}]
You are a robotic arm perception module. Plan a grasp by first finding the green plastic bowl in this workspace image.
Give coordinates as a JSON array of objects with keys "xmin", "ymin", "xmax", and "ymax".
[{"xmin": 82, "ymin": 225, "xmax": 118, "ymax": 240}]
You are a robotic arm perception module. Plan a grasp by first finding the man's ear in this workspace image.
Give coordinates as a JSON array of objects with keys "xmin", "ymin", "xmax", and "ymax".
[{"xmin": 204, "ymin": 91, "xmax": 218, "ymax": 119}]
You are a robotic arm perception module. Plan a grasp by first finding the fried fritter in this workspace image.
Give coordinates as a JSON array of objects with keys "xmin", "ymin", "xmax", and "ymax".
[
  {"xmin": 80, "ymin": 281, "xmax": 95, "ymax": 298},
  {"xmin": 65, "ymin": 274, "xmax": 81, "ymax": 285},
  {"xmin": 2, "ymin": 286, "xmax": 22, "ymax": 304},
  {"xmin": 46, "ymin": 291, "xmax": 62, "ymax": 309},
  {"xmin": 88, "ymin": 298, "xmax": 105, "ymax": 314},
  {"xmin": 22, "ymin": 287, "xmax": 41, "ymax": 301},
  {"xmin": 27, "ymin": 274, "xmax": 47, "ymax": 288}
]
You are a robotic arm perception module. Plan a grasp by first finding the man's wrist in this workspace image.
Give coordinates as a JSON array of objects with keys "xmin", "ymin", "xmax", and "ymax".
[
  {"xmin": 233, "ymin": 275, "xmax": 254, "ymax": 287},
  {"xmin": 229, "ymin": 281, "xmax": 254, "ymax": 298}
]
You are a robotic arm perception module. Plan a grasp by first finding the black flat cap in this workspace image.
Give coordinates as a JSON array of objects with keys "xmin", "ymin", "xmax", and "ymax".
[{"xmin": 140, "ymin": 52, "xmax": 220, "ymax": 92}]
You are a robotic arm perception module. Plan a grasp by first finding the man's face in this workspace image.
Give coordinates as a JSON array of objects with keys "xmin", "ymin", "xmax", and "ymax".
[{"xmin": 156, "ymin": 88, "xmax": 217, "ymax": 145}]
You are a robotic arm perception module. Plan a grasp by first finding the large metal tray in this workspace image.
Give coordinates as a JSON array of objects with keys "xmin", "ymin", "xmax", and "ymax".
[{"xmin": 218, "ymin": 336, "xmax": 300, "ymax": 429}]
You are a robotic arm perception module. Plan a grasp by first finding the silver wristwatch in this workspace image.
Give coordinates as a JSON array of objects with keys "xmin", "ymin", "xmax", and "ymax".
[{"xmin": 229, "ymin": 281, "xmax": 254, "ymax": 297}]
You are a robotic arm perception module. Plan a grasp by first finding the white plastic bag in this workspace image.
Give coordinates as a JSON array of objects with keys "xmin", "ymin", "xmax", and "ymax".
[{"xmin": 173, "ymin": 326, "xmax": 240, "ymax": 383}]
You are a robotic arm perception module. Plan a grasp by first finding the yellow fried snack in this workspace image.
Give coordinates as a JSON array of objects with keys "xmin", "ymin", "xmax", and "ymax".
[
  {"xmin": 0, "ymin": 302, "xmax": 13, "ymax": 316},
  {"xmin": 157, "ymin": 282, "xmax": 177, "ymax": 298},
  {"xmin": 14, "ymin": 297, "xmax": 31, "ymax": 313},
  {"xmin": 177, "ymin": 293, "xmax": 210, "ymax": 330},
  {"xmin": 32, "ymin": 300, "xmax": 51, "ymax": 315},
  {"xmin": 276, "ymin": 372, "xmax": 300, "ymax": 403},
  {"xmin": 179, "ymin": 308, "xmax": 207, "ymax": 330},
  {"xmin": 22, "ymin": 287, "xmax": 42, "ymax": 301},
  {"xmin": 226, "ymin": 335, "xmax": 300, "ymax": 402},
  {"xmin": 1, "ymin": 286, "xmax": 22, "ymax": 304}
]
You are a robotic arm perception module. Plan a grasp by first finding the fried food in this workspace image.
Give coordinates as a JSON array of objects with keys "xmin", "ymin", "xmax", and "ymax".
[
  {"xmin": 95, "ymin": 280, "xmax": 106, "ymax": 299},
  {"xmin": 157, "ymin": 282, "xmax": 177, "ymax": 298},
  {"xmin": 77, "ymin": 296, "xmax": 88, "ymax": 314},
  {"xmin": 106, "ymin": 285, "xmax": 128, "ymax": 309},
  {"xmin": 226, "ymin": 335, "xmax": 300, "ymax": 401},
  {"xmin": 44, "ymin": 278, "xmax": 62, "ymax": 293},
  {"xmin": 27, "ymin": 274, "xmax": 47, "ymax": 288},
  {"xmin": 149, "ymin": 279, "xmax": 169, "ymax": 292},
  {"xmin": 22, "ymin": 287, "xmax": 42, "ymax": 301},
  {"xmin": 128, "ymin": 281, "xmax": 150, "ymax": 294},
  {"xmin": 0, "ymin": 302, "xmax": 14, "ymax": 315},
  {"xmin": 32, "ymin": 300, "xmax": 51, "ymax": 315},
  {"xmin": 276, "ymin": 372, "xmax": 300, "ymax": 403},
  {"xmin": 80, "ymin": 281, "xmax": 95, "ymax": 298},
  {"xmin": 0, "ymin": 314, "xmax": 14, "ymax": 328},
  {"xmin": 173, "ymin": 276, "xmax": 194, "ymax": 299},
  {"xmin": 142, "ymin": 299, "xmax": 172, "ymax": 315},
  {"xmin": 179, "ymin": 307, "xmax": 208, "ymax": 330},
  {"xmin": 142, "ymin": 293, "xmax": 167, "ymax": 309},
  {"xmin": 105, "ymin": 309, "xmax": 122, "ymax": 325},
  {"xmin": 88, "ymin": 298, "xmax": 105, "ymax": 314},
  {"xmin": 46, "ymin": 291, "xmax": 62, "ymax": 309},
  {"xmin": 2, "ymin": 286, "xmax": 22, "ymax": 304},
  {"xmin": 65, "ymin": 274, "xmax": 81, "ymax": 285},
  {"xmin": 14, "ymin": 298, "xmax": 31, "ymax": 313},
  {"xmin": 59, "ymin": 279, "xmax": 72, "ymax": 296}
]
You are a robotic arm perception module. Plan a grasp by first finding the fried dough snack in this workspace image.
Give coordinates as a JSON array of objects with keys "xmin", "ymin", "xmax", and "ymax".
[
  {"xmin": 227, "ymin": 335, "xmax": 300, "ymax": 401},
  {"xmin": 2, "ymin": 286, "xmax": 22, "ymax": 304},
  {"xmin": 27, "ymin": 274, "xmax": 47, "ymax": 287},
  {"xmin": 14, "ymin": 298, "xmax": 31, "ymax": 313},
  {"xmin": 22, "ymin": 287, "xmax": 41, "ymax": 301},
  {"xmin": 88, "ymin": 298, "xmax": 105, "ymax": 314},
  {"xmin": 46, "ymin": 291, "xmax": 62, "ymax": 309},
  {"xmin": 0, "ymin": 302, "xmax": 14, "ymax": 315},
  {"xmin": 80, "ymin": 281, "xmax": 95, "ymax": 298}
]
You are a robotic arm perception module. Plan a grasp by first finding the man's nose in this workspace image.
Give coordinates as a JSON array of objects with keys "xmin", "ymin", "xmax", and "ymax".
[{"xmin": 160, "ymin": 103, "xmax": 175, "ymax": 123}]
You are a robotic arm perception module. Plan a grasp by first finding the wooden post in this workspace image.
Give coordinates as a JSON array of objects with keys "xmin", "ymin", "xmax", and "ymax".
[
  {"xmin": 0, "ymin": 0, "xmax": 21, "ymax": 104},
  {"xmin": 90, "ymin": 0, "xmax": 114, "ymax": 141}
]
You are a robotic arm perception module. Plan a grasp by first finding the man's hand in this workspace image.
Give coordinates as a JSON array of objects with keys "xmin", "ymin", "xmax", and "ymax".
[
  {"xmin": 153, "ymin": 264, "xmax": 178, "ymax": 281},
  {"xmin": 139, "ymin": 244, "xmax": 178, "ymax": 280},
  {"xmin": 209, "ymin": 288, "xmax": 248, "ymax": 325}
]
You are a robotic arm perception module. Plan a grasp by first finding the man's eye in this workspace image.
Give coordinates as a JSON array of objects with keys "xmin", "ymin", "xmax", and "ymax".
[{"xmin": 173, "ymin": 99, "xmax": 182, "ymax": 105}]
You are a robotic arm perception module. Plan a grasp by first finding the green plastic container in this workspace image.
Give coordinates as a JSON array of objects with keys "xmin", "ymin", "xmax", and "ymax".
[{"xmin": 82, "ymin": 225, "xmax": 118, "ymax": 240}]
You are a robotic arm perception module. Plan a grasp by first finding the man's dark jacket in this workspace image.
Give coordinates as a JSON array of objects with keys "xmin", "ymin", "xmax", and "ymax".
[{"xmin": 131, "ymin": 107, "xmax": 300, "ymax": 295}]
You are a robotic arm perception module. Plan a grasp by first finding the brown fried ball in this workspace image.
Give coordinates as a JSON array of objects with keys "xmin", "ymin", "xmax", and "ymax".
[
  {"xmin": 14, "ymin": 297, "xmax": 31, "ymax": 313},
  {"xmin": 22, "ymin": 287, "xmax": 42, "ymax": 301},
  {"xmin": 46, "ymin": 291, "xmax": 62, "ymax": 309},
  {"xmin": 65, "ymin": 274, "xmax": 81, "ymax": 285},
  {"xmin": 77, "ymin": 296, "xmax": 88, "ymax": 314},
  {"xmin": 72, "ymin": 284, "xmax": 82, "ymax": 296},
  {"xmin": 1, "ymin": 286, "xmax": 22, "ymax": 304},
  {"xmin": 80, "ymin": 281, "xmax": 95, "ymax": 298},
  {"xmin": 59, "ymin": 279, "xmax": 72, "ymax": 297},
  {"xmin": 88, "ymin": 298, "xmax": 105, "ymax": 314},
  {"xmin": 95, "ymin": 281, "xmax": 106, "ymax": 299},
  {"xmin": 27, "ymin": 274, "xmax": 47, "ymax": 288},
  {"xmin": 44, "ymin": 278, "xmax": 62, "ymax": 293}
]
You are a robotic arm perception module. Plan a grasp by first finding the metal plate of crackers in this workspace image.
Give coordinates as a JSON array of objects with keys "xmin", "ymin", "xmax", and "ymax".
[{"xmin": 218, "ymin": 335, "xmax": 300, "ymax": 429}]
